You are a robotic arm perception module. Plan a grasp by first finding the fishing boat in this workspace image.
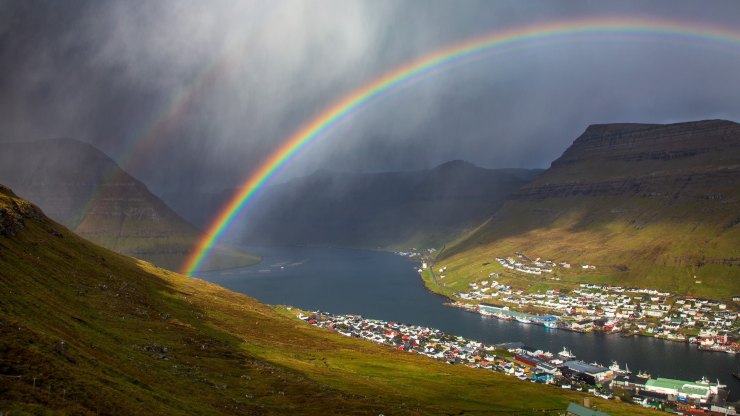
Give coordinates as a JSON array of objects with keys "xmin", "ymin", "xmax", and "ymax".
[
  {"xmin": 558, "ymin": 347, "xmax": 576, "ymax": 359},
  {"xmin": 609, "ymin": 361, "xmax": 621, "ymax": 372},
  {"xmin": 636, "ymin": 370, "xmax": 651, "ymax": 379},
  {"xmin": 609, "ymin": 361, "xmax": 631, "ymax": 375}
]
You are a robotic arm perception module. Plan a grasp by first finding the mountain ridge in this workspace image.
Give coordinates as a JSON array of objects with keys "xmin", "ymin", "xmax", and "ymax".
[
  {"xmin": 232, "ymin": 161, "xmax": 543, "ymax": 249},
  {"xmin": 439, "ymin": 119, "xmax": 740, "ymax": 299}
]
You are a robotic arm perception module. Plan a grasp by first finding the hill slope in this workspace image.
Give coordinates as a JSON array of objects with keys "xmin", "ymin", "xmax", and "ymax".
[
  {"xmin": 0, "ymin": 184, "xmax": 651, "ymax": 415},
  {"xmin": 176, "ymin": 161, "xmax": 542, "ymax": 249},
  {"xmin": 0, "ymin": 139, "xmax": 257, "ymax": 271},
  {"xmin": 440, "ymin": 120, "xmax": 740, "ymax": 299}
]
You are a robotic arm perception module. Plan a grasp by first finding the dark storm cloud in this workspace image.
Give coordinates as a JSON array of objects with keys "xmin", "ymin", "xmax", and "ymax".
[{"xmin": 1, "ymin": 0, "xmax": 740, "ymax": 196}]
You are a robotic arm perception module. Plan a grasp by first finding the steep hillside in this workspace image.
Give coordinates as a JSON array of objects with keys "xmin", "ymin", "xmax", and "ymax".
[
  {"xmin": 0, "ymin": 185, "xmax": 651, "ymax": 415},
  {"xmin": 0, "ymin": 139, "xmax": 257, "ymax": 271},
  {"xmin": 172, "ymin": 161, "xmax": 541, "ymax": 249},
  {"xmin": 440, "ymin": 120, "xmax": 740, "ymax": 299}
]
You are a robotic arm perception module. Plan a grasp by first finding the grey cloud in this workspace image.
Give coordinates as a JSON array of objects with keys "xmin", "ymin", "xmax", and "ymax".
[{"xmin": 1, "ymin": 0, "xmax": 739, "ymax": 197}]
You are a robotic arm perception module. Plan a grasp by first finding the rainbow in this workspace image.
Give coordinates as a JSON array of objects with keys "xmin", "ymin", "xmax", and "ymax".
[{"xmin": 182, "ymin": 17, "xmax": 740, "ymax": 276}]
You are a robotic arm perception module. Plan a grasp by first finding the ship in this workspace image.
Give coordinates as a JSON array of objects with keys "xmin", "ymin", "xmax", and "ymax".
[
  {"xmin": 609, "ymin": 361, "xmax": 631, "ymax": 375},
  {"xmin": 636, "ymin": 370, "xmax": 651, "ymax": 379},
  {"xmin": 558, "ymin": 347, "xmax": 576, "ymax": 359}
]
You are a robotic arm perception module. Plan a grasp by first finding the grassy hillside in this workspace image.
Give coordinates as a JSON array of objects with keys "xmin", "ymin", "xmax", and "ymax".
[
  {"xmin": 0, "ymin": 185, "xmax": 655, "ymax": 415},
  {"xmin": 0, "ymin": 139, "xmax": 258, "ymax": 271},
  {"xmin": 439, "ymin": 120, "xmax": 740, "ymax": 300}
]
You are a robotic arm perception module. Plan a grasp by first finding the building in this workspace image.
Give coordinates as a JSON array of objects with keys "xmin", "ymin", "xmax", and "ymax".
[
  {"xmin": 643, "ymin": 378, "xmax": 713, "ymax": 403},
  {"xmin": 566, "ymin": 402, "xmax": 610, "ymax": 416},
  {"xmin": 571, "ymin": 319, "xmax": 594, "ymax": 332},
  {"xmin": 536, "ymin": 361, "xmax": 560, "ymax": 375},
  {"xmin": 561, "ymin": 361, "xmax": 613, "ymax": 384}
]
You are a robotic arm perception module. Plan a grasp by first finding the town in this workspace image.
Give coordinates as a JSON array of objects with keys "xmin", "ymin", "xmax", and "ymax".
[
  {"xmin": 420, "ymin": 252, "xmax": 740, "ymax": 353},
  {"xmin": 297, "ymin": 310, "xmax": 736, "ymax": 415}
]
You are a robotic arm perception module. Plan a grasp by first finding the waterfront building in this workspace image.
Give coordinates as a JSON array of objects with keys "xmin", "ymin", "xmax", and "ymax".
[
  {"xmin": 561, "ymin": 361, "xmax": 613, "ymax": 384},
  {"xmin": 643, "ymin": 378, "xmax": 713, "ymax": 404}
]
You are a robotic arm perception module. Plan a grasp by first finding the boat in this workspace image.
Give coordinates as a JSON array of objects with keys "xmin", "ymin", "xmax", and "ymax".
[
  {"xmin": 609, "ymin": 361, "xmax": 621, "ymax": 373},
  {"xmin": 636, "ymin": 370, "xmax": 651, "ymax": 379},
  {"xmin": 544, "ymin": 320, "xmax": 558, "ymax": 329},
  {"xmin": 516, "ymin": 317, "xmax": 532, "ymax": 324},
  {"xmin": 558, "ymin": 347, "xmax": 576, "ymax": 359}
]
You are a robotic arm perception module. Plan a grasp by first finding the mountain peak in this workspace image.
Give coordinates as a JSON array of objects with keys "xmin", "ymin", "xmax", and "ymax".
[{"xmin": 434, "ymin": 160, "xmax": 478, "ymax": 171}]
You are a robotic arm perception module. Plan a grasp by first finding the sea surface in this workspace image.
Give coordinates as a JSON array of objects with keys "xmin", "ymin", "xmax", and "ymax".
[{"xmin": 200, "ymin": 245, "xmax": 740, "ymax": 399}]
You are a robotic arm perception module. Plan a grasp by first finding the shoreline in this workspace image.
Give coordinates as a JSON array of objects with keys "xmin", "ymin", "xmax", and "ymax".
[{"xmin": 406, "ymin": 254, "xmax": 739, "ymax": 355}]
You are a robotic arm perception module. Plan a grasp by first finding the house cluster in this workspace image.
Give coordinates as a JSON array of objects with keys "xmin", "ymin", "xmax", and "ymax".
[
  {"xmin": 496, "ymin": 256, "xmax": 555, "ymax": 275},
  {"xmin": 298, "ymin": 311, "xmax": 734, "ymax": 414},
  {"xmin": 495, "ymin": 252, "xmax": 595, "ymax": 276},
  {"xmin": 453, "ymin": 282, "xmax": 739, "ymax": 352}
]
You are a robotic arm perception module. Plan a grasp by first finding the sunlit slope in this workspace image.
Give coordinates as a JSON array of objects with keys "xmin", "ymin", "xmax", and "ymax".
[
  {"xmin": 0, "ymin": 139, "xmax": 257, "ymax": 270},
  {"xmin": 441, "ymin": 120, "xmax": 740, "ymax": 299},
  {"xmin": 0, "ymin": 185, "xmax": 652, "ymax": 415}
]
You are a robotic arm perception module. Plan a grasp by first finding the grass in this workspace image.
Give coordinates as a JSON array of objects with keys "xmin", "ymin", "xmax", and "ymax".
[
  {"xmin": 0, "ymin": 185, "xmax": 660, "ymax": 415},
  {"xmin": 438, "ymin": 196, "xmax": 740, "ymax": 301}
]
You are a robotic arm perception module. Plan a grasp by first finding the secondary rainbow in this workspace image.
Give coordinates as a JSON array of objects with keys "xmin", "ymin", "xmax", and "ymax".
[{"xmin": 182, "ymin": 16, "xmax": 740, "ymax": 275}]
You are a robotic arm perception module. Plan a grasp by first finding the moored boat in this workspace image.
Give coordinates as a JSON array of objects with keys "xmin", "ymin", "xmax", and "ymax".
[{"xmin": 558, "ymin": 347, "xmax": 575, "ymax": 359}]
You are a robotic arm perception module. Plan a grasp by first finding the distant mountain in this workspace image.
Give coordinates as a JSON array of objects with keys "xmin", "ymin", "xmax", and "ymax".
[
  {"xmin": 203, "ymin": 161, "xmax": 543, "ymax": 249},
  {"xmin": 440, "ymin": 120, "xmax": 740, "ymax": 299},
  {"xmin": 0, "ymin": 139, "xmax": 257, "ymax": 271}
]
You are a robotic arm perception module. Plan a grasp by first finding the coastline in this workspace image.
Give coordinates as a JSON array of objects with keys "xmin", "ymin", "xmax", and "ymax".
[{"xmin": 405, "ymin": 253, "xmax": 739, "ymax": 355}]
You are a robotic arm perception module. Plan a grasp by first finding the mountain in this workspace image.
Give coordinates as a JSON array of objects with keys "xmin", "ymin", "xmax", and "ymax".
[
  {"xmin": 0, "ymin": 139, "xmax": 258, "ymax": 271},
  {"xmin": 439, "ymin": 120, "xmax": 740, "ymax": 299},
  {"xmin": 0, "ymin": 184, "xmax": 649, "ymax": 415},
  {"xmin": 176, "ymin": 161, "xmax": 542, "ymax": 249}
]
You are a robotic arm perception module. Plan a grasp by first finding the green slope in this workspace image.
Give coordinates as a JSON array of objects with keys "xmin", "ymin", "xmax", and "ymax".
[
  {"xmin": 0, "ymin": 185, "xmax": 654, "ymax": 415},
  {"xmin": 439, "ymin": 120, "xmax": 740, "ymax": 300}
]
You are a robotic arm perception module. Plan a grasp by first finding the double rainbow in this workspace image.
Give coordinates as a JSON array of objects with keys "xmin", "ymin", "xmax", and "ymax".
[{"xmin": 182, "ymin": 17, "xmax": 740, "ymax": 276}]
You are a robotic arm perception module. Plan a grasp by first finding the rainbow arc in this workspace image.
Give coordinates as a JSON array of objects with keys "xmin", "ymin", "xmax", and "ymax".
[{"xmin": 182, "ymin": 17, "xmax": 740, "ymax": 276}]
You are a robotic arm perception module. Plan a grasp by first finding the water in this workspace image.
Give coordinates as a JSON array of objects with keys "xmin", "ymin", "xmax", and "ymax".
[{"xmin": 201, "ymin": 245, "xmax": 740, "ymax": 399}]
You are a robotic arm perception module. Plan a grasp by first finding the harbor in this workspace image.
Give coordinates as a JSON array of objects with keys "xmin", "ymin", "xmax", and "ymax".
[{"xmin": 300, "ymin": 310, "xmax": 735, "ymax": 414}]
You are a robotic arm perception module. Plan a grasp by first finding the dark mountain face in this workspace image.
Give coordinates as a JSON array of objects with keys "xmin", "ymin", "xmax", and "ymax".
[
  {"xmin": 229, "ymin": 162, "xmax": 543, "ymax": 249},
  {"xmin": 0, "ymin": 139, "xmax": 120, "ymax": 227},
  {"xmin": 441, "ymin": 119, "xmax": 740, "ymax": 298},
  {"xmin": 0, "ymin": 139, "xmax": 258, "ymax": 271}
]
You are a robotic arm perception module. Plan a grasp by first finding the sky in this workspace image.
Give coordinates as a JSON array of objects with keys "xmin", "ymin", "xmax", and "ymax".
[{"xmin": 2, "ymin": 0, "xmax": 740, "ymax": 196}]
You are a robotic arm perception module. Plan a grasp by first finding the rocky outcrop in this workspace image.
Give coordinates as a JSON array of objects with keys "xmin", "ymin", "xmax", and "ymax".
[
  {"xmin": 0, "ymin": 185, "xmax": 44, "ymax": 237},
  {"xmin": 551, "ymin": 120, "xmax": 740, "ymax": 166}
]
